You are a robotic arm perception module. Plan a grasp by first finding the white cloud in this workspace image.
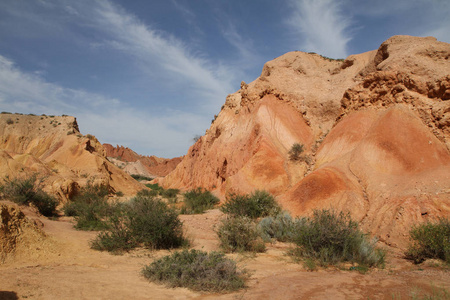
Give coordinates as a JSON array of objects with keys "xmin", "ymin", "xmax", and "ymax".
[
  {"xmin": 221, "ymin": 22, "xmax": 259, "ymax": 67},
  {"xmin": 0, "ymin": 55, "xmax": 118, "ymax": 112},
  {"xmin": 79, "ymin": 0, "xmax": 234, "ymax": 111},
  {"xmin": 0, "ymin": 53, "xmax": 201, "ymax": 157},
  {"xmin": 288, "ymin": 0, "xmax": 352, "ymax": 58}
]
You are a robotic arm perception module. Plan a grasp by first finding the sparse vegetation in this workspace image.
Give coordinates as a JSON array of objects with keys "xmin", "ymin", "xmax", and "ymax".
[
  {"xmin": 307, "ymin": 52, "xmax": 344, "ymax": 62},
  {"xmin": 91, "ymin": 194, "xmax": 187, "ymax": 253},
  {"xmin": 405, "ymin": 218, "xmax": 450, "ymax": 264},
  {"xmin": 142, "ymin": 183, "xmax": 180, "ymax": 200},
  {"xmin": 193, "ymin": 135, "xmax": 201, "ymax": 142},
  {"xmin": 288, "ymin": 143, "xmax": 304, "ymax": 161},
  {"xmin": 181, "ymin": 187, "xmax": 219, "ymax": 214},
  {"xmin": 142, "ymin": 249, "xmax": 247, "ymax": 292},
  {"xmin": 288, "ymin": 143, "xmax": 313, "ymax": 166},
  {"xmin": 409, "ymin": 286, "xmax": 450, "ymax": 300},
  {"xmin": 131, "ymin": 174, "xmax": 154, "ymax": 181},
  {"xmin": 137, "ymin": 188, "xmax": 159, "ymax": 197},
  {"xmin": 160, "ymin": 188, "xmax": 180, "ymax": 200},
  {"xmin": 0, "ymin": 175, "xmax": 57, "ymax": 217},
  {"xmin": 6, "ymin": 118, "xmax": 14, "ymax": 125},
  {"xmin": 216, "ymin": 215, "xmax": 265, "ymax": 253},
  {"xmin": 257, "ymin": 211, "xmax": 304, "ymax": 243},
  {"xmin": 290, "ymin": 209, "xmax": 385, "ymax": 268},
  {"xmin": 62, "ymin": 182, "xmax": 111, "ymax": 230},
  {"xmin": 145, "ymin": 183, "xmax": 163, "ymax": 192},
  {"xmin": 220, "ymin": 190, "xmax": 281, "ymax": 219}
]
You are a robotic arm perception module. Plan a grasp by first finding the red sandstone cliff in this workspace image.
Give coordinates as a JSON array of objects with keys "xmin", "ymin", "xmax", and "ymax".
[{"xmin": 103, "ymin": 144, "xmax": 183, "ymax": 178}]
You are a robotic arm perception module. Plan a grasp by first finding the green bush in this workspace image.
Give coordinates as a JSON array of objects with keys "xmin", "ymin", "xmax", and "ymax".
[
  {"xmin": 131, "ymin": 174, "xmax": 154, "ymax": 181},
  {"xmin": 136, "ymin": 188, "xmax": 159, "ymax": 197},
  {"xmin": 142, "ymin": 249, "xmax": 247, "ymax": 292},
  {"xmin": 405, "ymin": 218, "xmax": 450, "ymax": 264},
  {"xmin": 292, "ymin": 209, "xmax": 385, "ymax": 267},
  {"xmin": 160, "ymin": 188, "xmax": 180, "ymax": 200},
  {"xmin": 181, "ymin": 188, "xmax": 220, "ymax": 214},
  {"xmin": 216, "ymin": 216, "xmax": 265, "ymax": 253},
  {"xmin": 126, "ymin": 195, "xmax": 186, "ymax": 249},
  {"xmin": 63, "ymin": 182, "xmax": 111, "ymax": 230},
  {"xmin": 288, "ymin": 143, "xmax": 304, "ymax": 161},
  {"xmin": 90, "ymin": 206, "xmax": 135, "ymax": 253},
  {"xmin": 257, "ymin": 212, "xmax": 305, "ymax": 243},
  {"xmin": 91, "ymin": 195, "xmax": 187, "ymax": 253},
  {"xmin": 220, "ymin": 190, "xmax": 281, "ymax": 219},
  {"xmin": 145, "ymin": 183, "xmax": 163, "ymax": 193},
  {"xmin": 0, "ymin": 175, "xmax": 57, "ymax": 217}
]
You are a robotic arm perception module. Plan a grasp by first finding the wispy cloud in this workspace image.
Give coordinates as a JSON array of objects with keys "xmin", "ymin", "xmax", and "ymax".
[
  {"xmin": 0, "ymin": 0, "xmax": 244, "ymax": 156},
  {"xmin": 287, "ymin": 0, "xmax": 352, "ymax": 58},
  {"xmin": 221, "ymin": 21, "xmax": 259, "ymax": 66},
  {"xmin": 79, "ymin": 0, "xmax": 234, "ymax": 111},
  {"xmin": 0, "ymin": 54, "xmax": 119, "ymax": 112},
  {"xmin": 0, "ymin": 53, "xmax": 202, "ymax": 157}
]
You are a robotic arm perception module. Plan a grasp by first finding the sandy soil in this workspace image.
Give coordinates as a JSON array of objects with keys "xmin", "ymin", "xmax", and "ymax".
[{"xmin": 1, "ymin": 206, "xmax": 449, "ymax": 300}]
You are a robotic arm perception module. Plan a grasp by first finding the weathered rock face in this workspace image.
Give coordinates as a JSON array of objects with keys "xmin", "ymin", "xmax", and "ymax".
[
  {"xmin": 0, "ymin": 114, "xmax": 142, "ymax": 200},
  {"xmin": 159, "ymin": 35, "xmax": 450, "ymax": 247},
  {"xmin": 103, "ymin": 144, "xmax": 183, "ymax": 178},
  {"xmin": 0, "ymin": 202, "xmax": 46, "ymax": 262}
]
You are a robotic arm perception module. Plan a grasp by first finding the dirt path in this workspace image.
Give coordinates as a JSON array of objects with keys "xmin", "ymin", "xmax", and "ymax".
[{"xmin": 1, "ymin": 207, "xmax": 449, "ymax": 299}]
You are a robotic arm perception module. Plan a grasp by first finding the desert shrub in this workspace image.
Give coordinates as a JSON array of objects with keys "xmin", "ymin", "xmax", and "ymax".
[
  {"xmin": 216, "ymin": 216, "xmax": 265, "ymax": 253},
  {"xmin": 405, "ymin": 218, "xmax": 450, "ymax": 264},
  {"xmin": 126, "ymin": 195, "xmax": 186, "ymax": 249},
  {"xmin": 181, "ymin": 187, "xmax": 219, "ymax": 214},
  {"xmin": 146, "ymin": 183, "xmax": 163, "ymax": 193},
  {"xmin": 136, "ymin": 188, "xmax": 159, "ymax": 197},
  {"xmin": 90, "ymin": 206, "xmax": 136, "ymax": 253},
  {"xmin": 258, "ymin": 212, "xmax": 305, "ymax": 243},
  {"xmin": 142, "ymin": 249, "xmax": 247, "ymax": 292},
  {"xmin": 63, "ymin": 182, "xmax": 111, "ymax": 230},
  {"xmin": 220, "ymin": 190, "xmax": 281, "ymax": 219},
  {"xmin": 288, "ymin": 143, "xmax": 304, "ymax": 161},
  {"xmin": 292, "ymin": 209, "xmax": 385, "ymax": 267},
  {"xmin": 0, "ymin": 175, "xmax": 57, "ymax": 217},
  {"xmin": 6, "ymin": 118, "xmax": 14, "ymax": 125},
  {"xmin": 91, "ymin": 195, "xmax": 187, "ymax": 253},
  {"xmin": 131, "ymin": 174, "xmax": 154, "ymax": 181},
  {"xmin": 160, "ymin": 188, "xmax": 180, "ymax": 200}
]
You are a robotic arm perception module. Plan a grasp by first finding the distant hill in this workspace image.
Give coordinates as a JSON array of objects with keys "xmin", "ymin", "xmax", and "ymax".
[
  {"xmin": 103, "ymin": 144, "xmax": 183, "ymax": 179},
  {"xmin": 0, "ymin": 113, "xmax": 143, "ymax": 200}
]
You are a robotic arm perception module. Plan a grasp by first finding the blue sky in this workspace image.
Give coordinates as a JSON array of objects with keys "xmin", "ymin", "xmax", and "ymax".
[{"xmin": 0, "ymin": 0, "xmax": 449, "ymax": 158}]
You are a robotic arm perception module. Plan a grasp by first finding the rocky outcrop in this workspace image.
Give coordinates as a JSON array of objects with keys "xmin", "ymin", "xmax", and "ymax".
[
  {"xmin": 103, "ymin": 143, "xmax": 182, "ymax": 178},
  {"xmin": 0, "ymin": 202, "xmax": 46, "ymax": 262},
  {"xmin": 0, "ymin": 114, "xmax": 143, "ymax": 200},
  {"xmin": 159, "ymin": 35, "xmax": 450, "ymax": 248}
]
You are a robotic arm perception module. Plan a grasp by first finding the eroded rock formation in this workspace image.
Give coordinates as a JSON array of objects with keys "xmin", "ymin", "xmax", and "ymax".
[
  {"xmin": 0, "ymin": 114, "xmax": 142, "ymax": 200},
  {"xmin": 159, "ymin": 35, "xmax": 450, "ymax": 247}
]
